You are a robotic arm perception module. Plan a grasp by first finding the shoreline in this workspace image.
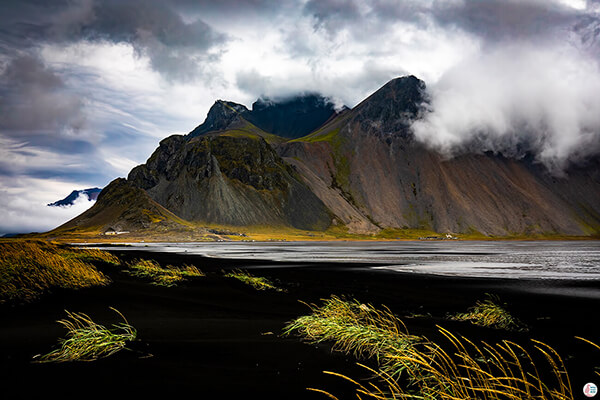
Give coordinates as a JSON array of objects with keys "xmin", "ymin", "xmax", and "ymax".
[{"xmin": 1, "ymin": 248, "xmax": 599, "ymax": 398}]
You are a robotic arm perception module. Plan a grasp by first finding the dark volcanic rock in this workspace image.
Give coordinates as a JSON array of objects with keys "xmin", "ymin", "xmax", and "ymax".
[{"xmin": 57, "ymin": 74, "xmax": 600, "ymax": 237}]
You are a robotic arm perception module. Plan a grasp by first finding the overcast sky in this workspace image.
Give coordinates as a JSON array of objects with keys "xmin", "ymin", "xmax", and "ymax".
[{"xmin": 1, "ymin": 0, "xmax": 599, "ymax": 234}]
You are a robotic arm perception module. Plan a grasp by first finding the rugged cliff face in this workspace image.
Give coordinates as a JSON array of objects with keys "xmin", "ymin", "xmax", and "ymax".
[{"xmin": 127, "ymin": 132, "xmax": 331, "ymax": 230}]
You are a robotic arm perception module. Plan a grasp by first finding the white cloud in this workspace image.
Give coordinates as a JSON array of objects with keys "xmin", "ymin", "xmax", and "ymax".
[{"xmin": 412, "ymin": 42, "xmax": 600, "ymax": 171}]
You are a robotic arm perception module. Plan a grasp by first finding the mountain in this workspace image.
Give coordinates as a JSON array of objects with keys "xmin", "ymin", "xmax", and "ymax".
[
  {"xmin": 47, "ymin": 187, "xmax": 102, "ymax": 207},
  {"xmin": 52, "ymin": 76, "xmax": 600, "ymax": 238},
  {"xmin": 188, "ymin": 94, "xmax": 340, "ymax": 139}
]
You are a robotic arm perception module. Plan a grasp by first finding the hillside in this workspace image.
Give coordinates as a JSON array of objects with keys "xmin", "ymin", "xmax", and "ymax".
[{"xmin": 50, "ymin": 178, "xmax": 192, "ymax": 235}]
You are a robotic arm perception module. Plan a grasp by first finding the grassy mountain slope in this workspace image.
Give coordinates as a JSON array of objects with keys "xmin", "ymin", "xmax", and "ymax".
[{"xmin": 49, "ymin": 178, "xmax": 192, "ymax": 236}]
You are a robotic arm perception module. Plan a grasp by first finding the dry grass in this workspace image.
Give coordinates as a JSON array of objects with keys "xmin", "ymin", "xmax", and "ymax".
[
  {"xmin": 34, "ymin": 308, "xmax": 136, "ymax": 363},
  {"xmin": 224, "ymin": 269, "xmax": 285, "ymax": 292},
  {"xmin": 285, "ymin": 296, "xmax": 579, "ymax": 400},
  {"xmin": 450, "ymin": 294, "xmax": 527, "ymax": 331},
  {"xmin": 0, "ymin": 240, "xmax": 111, "ymax": 303},
  {"xmin": 126, "ymin": 259, "xmax": 204, "ymax": 287}
]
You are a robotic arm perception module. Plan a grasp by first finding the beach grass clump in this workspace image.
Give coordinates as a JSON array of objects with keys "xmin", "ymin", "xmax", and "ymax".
[
  {"xmin": 34, "ymin": 308, "xmax": 136, "ymax": 363},
  {"xmin": 0, "ymin": 240, "xmax": 110, "ymax": 303},
  {"xmin": 451, "ymin": 294, "xmax": 527, "ymax": 331},
  {"xmin": 224, "ymin": 269, "xmax": 285, "ymax": 292},
  {"xmin": 58, "ymin": 247, "xmax": 121, "ymax": 265},
  {"xmin": 283, "ymin": 296, "xmax": 419, "ymax": 364},
  {"xmin": 126, "ymin": 259, "xmax": 204, "ymax": 287},
  {"xmin": 285, "ymin": 296, "xmax": 574, "ymax": 400}
]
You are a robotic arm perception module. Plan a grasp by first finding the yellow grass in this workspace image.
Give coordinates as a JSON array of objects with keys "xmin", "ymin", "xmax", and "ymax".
[
  {"xmin": 34, "ymin": 307, "xmax": 136, "ymax": 363},
  {"xmin": 0, "ymin": 240, "xmax": 111, "ymax": 303},
  {"xmin": 126, "ymin": 259, "xmax": 204, "ymax": 286},
  {"xmin": 450, "ymin": 294, "xmax": 527, "ymax": 331},
  {"xmin": 285, "ymin": 296, "xmax": 582, "ymax": 400},
  {"xmin": 224, "ymin": 269, "xmax": 286, "ymax": 292}
]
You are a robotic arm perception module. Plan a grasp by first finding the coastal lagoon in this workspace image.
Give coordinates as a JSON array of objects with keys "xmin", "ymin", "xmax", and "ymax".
[{"xmin": 92, "ymin": 240, "xmax": 600, "ymax": 281}]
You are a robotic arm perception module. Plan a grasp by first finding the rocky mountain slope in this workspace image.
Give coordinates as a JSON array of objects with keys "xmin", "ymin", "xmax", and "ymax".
[
  {"xmin": 127, "ymin": 130, "xmax": 330, "ymax": 230},
  {"xmin": 52, "ymin": 75, "xmax": 600, "ymax": 238},
  {"xmin": 280, "ymin": 76, "xmax": 600, "ymax": 236}
]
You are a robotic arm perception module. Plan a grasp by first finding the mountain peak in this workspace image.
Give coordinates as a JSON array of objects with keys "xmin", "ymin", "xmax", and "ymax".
[
  {"xmin": 352, "ymin": 75, "xmax": 427, "ymax": 136},
  {"xmin": 189, "ymin": 100, "xmax": 249, "ymax": 137}
]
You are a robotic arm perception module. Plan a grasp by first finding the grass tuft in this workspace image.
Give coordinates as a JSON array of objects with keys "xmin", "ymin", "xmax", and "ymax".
[
  {"xmin": 126, "ymin": 259, "xmax": 204, "ymax": 287},
  {"xmin": 59, "ymin": 247, "xmax": 121, "ymax": 265},
  {"xmin": 285, "ymin": 296, "xmax": 577, "ymax": 400},
  {"xmin": 0, "ymin": 240, "xmax": 110, "ymax": 303},
  {"xmin": 34, "ymin": 307, "xmax": 136, "ymax": 363},
  {"xmin": 451, "ymin": 294, "xmax": 527, "ymax": 331},
  {"xmin": 224, "ymin": 269, "xmax": 285, "ymax": 292}
]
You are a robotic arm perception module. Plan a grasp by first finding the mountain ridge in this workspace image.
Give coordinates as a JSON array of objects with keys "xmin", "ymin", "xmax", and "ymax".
[{"xmin": 48, "ymin": 76, "xmax": 600, "ymax": 239}]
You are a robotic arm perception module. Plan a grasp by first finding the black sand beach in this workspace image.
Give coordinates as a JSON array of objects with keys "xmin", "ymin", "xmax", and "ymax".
[{"xmin": 1, "ymin": 248, "xmax": 599, "ymax": 399}]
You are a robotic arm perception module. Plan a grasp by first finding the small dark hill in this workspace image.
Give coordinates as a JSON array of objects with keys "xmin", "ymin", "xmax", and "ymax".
[{"xmin": 47, "ymin": 187, "xmax": 102, "ymax": 207}]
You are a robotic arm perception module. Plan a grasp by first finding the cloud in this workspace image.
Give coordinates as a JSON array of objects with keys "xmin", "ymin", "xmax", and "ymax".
[
  {"xmin": 411, "ymin": 42, "xmax": 600, "ymax": 172},
  {"xmin": 429, "ymin": 0, "xmax": 582, "ymax": 44},
  {"xmin": 0, "ymin": 0, "xmax": 227, "ymax": 81},
  {"xmin": 0, "ymin": 54, "xmax": 86, "ymax": 136}
]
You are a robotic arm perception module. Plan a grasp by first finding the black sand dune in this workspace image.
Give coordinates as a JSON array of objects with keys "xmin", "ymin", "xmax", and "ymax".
[{"xmin": 1, "ymin": 249, "xmax": 599, "ymax": 399}]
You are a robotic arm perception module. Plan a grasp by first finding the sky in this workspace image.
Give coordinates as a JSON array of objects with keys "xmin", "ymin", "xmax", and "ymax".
[{"xmin": 1, "ymin": 0, "xmax": 599, "ymax": 235}]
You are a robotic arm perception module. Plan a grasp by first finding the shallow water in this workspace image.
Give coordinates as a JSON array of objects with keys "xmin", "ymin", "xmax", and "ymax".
[{"xmin": 91, "ymin": 240, "xmax": 600, "ymax": 280}]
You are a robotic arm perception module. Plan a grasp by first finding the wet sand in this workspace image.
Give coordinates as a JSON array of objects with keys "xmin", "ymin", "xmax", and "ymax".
[{"xmin": 1, "ymin": 249, "xmax": 599, "ymax": 399}]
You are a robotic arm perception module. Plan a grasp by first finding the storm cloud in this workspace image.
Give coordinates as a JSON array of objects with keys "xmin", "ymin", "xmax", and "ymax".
[{"xmin": 0, "ymin": 54, "xmax": 85, "ymax": 137}]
